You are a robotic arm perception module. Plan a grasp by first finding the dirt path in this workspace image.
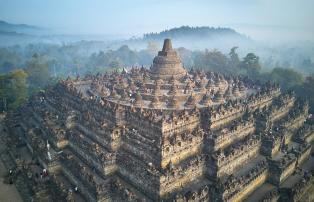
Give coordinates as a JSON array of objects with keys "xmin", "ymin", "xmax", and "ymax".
[
  {"xmin": 0, "ymin": 113, "xmax": 23, "ymax": 202},
  {"xmin": 0, "ymin": 160, "xmax": 23, "ymax": 202}
]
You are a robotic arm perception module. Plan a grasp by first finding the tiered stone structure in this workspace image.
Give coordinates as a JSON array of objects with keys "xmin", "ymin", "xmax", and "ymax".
[{"xmin": 5, "ymin": 39, "xmax": 314, "ymax": 201}]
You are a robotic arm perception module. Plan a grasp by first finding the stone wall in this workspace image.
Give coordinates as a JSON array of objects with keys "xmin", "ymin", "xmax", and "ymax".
[
  {"xmin": 209, "ymin": 136, "xmax": 261, "ymax": 178},
  {"xmin": 268, "ymin": 154, "xmax": 297, "ymax": 186}
]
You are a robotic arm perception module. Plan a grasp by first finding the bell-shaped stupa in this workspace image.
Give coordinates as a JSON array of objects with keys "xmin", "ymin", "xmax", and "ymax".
[{"xmin": 149, "ymin": 39, "xmax": 187, "ymax": 80}]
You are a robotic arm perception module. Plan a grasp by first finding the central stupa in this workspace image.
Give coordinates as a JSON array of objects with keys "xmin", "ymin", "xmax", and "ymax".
[{"xmin": 149, "ymin": 38, "xmax": 187, "ymax": 80}]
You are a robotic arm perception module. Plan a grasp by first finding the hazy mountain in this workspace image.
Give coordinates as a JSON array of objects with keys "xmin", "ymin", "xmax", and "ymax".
[
  {"xmin": 0, "ymin": 20, "xmax": 45, "ymax": 35},
  {"xmin": 0, "ymin": 20, "xmax": 49, "ymax": 46},
  {"xmin": 143, "ymin": 26, "xmax": 248, "ymax": 40},
  {"xmin": 124, "ymin": 26, "xmax": 253, "ymax": 51}
]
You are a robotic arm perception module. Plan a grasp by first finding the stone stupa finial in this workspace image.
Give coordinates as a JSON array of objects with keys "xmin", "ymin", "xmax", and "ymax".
[
  {"xmin": 162, "ymin": 38, "xmax": 172, "ymax": 52},
  {"xmin": 149, "ymin": 38, "xmax": 187, "ymax": 80}
]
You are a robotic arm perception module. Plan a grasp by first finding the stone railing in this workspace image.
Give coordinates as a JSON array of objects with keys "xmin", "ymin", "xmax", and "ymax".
[
  {"xmin": 290, "ymin": 175, "xmax": 314, "ymax": 201},
  {"xmin": 162, "ymin": 127, "xmax": 204, "ymax": 156},
  {"xmin": 221, "ymin": 160, "xmax": 268, "ymax": 201},
  {"xmin": 60, "ymin": 150, "xmax": 107, "ymax": 197},
  {"xmin": 168, "ymin": 184, "xmax": 210, "ymax": 202},
  {"xmin": 214, "ymin": 136, "xmax": 261, "ymax": 167},
  {"xmin": 208, "ymin": 119, "xmax": 255, "ymax": 151},
  {"xmin": 162, "ymin": 154, "xmax": 206, "ymax": 179},
  {"xmin": 162, "ymin": 110, "xmax": 200, "ymax": 135},
  {"xmin": 293, "ymin": 124, "xmax": 314, "ymax": 143},
  {"xmin": 259, "ymin": 189, "xmax": 279, "ymax": 202},
  {"xmin": 261, "ymin": 132, "xmax": 282, "ymax": 157},
  {"xmin": 268, "ymin": 153, "xmax": 297, "ymax": 185},
  {"xmin": 291, "ymin": 143, "xmax": 312, "ymax": 166}
]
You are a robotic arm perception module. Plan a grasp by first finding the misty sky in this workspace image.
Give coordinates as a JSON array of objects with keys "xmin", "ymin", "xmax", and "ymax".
[{"xmin": 0, "ymin": 0, "xmax": 313, "ymax": 41}]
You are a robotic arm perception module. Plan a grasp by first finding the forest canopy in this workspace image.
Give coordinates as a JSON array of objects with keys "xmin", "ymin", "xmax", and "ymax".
[{"xmin": 0, "ymin": 38, "xmax": 313, "ymax": 113}]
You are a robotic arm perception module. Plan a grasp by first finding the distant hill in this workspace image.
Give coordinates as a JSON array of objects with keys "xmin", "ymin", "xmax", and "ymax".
[
  {"xmin": 0, "ymin": 20, "xmax": 45, "ymax": 35},
  {"xmin": 124, "ymin": 26, "xmax": 252, "ymax": 51},
  {"xmin": 0, "ymin": 30, "xmax": 30, "ymax": 36},
  {"xmin": 143, "ymin": 26, "xmax": 248, "ymax": 41},
  {"xmin": 0, "ymin": 21, "xmax": 38, "ymax": 46},
  {"xmin": 0, "ymin": 22, "xmax": 252, "ymax": 51}
]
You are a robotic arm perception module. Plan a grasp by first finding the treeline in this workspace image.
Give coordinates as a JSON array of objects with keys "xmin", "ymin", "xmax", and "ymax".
[
  {"xmin": 0, "ymin": 44, "xmax": 155, "ymax": 111},
  {"xmin": 0, "ymin": 43, "xmax": 314, "ymax": 113},
  {"xmin": 143, "ymin": 26, "xmax": 246, "ymax": 40},
  {"xmin": 0, "ymin": 54, "xmax": 53, "ymax": 111},
  {"xmin": 193, "ymin": 47, "xmax": 314, "ymax": 113},
  {"xmin": 0, "ymin": 43, "xmax": 156, "ymax": 77},
  {"xmin": 0, "ymin": 69, "xmax": 27, "ymax": 110}
]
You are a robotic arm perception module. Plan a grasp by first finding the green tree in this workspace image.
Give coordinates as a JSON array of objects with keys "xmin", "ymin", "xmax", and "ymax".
[
  {"xmin": 116, "ymin": 45, "xmax": 138, "ymax": 66},
  {"xmin": 109, "ymin": 59, "xmax": 123, "ymax": 69},
  {"xmin": 0, "ymin": 69, "xmax": 28, "ymax": 111},
  {"xmin": 25, "ymin": 54, "xmax": 50, "ymax": 92},
  {"xmin": 239, "ymin": 53, "xmax": 261, "ymax": 77},
  {"xmin": 194, "ymin": 49, "xmax": 229, "ymax": 73},
  {"xmin": 229, "ymin": 46, "xmax": 240, "ymax": 68},
  {"xmin": 293, "ymin": 75, "xmax": 314, "ymax": 114},
  {"xmin": 0, "ymin": 48, "xmax": 22, "ymax": 73},
  {"xmin": 270, "ymin": 67, "xmax": 304, "ymax": 90}
]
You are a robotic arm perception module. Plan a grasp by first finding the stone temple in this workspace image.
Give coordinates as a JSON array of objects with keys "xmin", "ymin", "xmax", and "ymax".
[{"xmin": 3, "ymin": 39, "xmax": 314, "ymax": 201}]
